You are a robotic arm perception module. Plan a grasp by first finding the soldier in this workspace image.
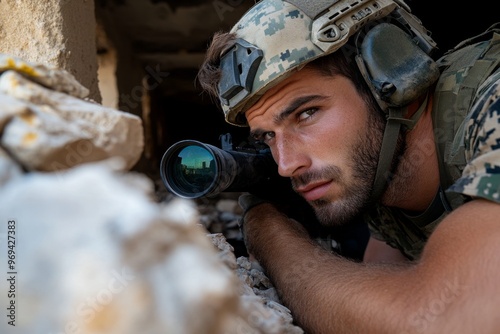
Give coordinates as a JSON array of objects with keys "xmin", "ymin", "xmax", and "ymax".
[{"xmin": 197, "ymin": 0, "xmax": 500, "ymax": 332}]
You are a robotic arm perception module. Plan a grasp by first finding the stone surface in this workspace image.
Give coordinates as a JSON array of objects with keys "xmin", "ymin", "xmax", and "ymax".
[
  {"xmin": 0, "ymin": 162, "xmax": 238, "ymax": 334},
  {"xmin": 0, "ymin": 1, "xmax": 100, "ymax": 101},
  {"xmin": 0, "ymin": 70, "xmax": 143, "ymax": 171},
  {"xmin": 211, "ymin": 233, "xmax": 305, "ymax": 334},
  {"xmin": 0, "ymin": 54, "xmax": 90, "ymax": 99},
  {"xmin": 0, "ymin": 161, "xmax": 304, "ymax": 334},
  {"xmin": 0, "ymin": 146, "xmax": 22, "ymax": 187}
]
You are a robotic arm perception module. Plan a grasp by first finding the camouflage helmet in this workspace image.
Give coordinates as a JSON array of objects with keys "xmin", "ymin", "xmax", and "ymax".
[{"xmin": 217, "ymin": 0, "xmax": 436, "ymax": 126}]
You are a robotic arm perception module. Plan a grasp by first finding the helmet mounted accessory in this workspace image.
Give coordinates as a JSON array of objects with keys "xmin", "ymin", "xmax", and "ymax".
[
  {"xmin": 218, "ymin": 39, "xmax": 264, "ymax": 125},
  {"xmin": 216, "ymin": 0, "xmax": 440, "ymax": 203}
]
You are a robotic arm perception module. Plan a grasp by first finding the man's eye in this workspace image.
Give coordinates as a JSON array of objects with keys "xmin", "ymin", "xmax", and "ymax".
[
  {"xmin": 263, "ymin": 131, "xmax": 275, "ymax": 142},
  {"xmin": 298, "ymin": 108, "xmax": 317, "ymax": 121},
  {"xmin": 252, "ymin": 132, "xmax": 275, "ymax": 144}
]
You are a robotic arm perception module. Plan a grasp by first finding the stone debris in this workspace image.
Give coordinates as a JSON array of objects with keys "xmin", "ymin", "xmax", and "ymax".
[
  {"xmin": 210, "ymin": 233, "xmax": 304, "ymax": 334},
  {"xmin": 0, "ymin": 55, "xmax": 304, "ymax": 333},
  {"xmin": 0, "ymin": 163, "xmax": 238, "ymax": 334},
  {"xmin": 0, "ymin": 54, "xmax": 90, "ymax": 99},
  {"xmin": 0, "ymin": 58, "xmax": 143, "ymax": 171},
  {"xmin": 0, "ymin": 146, "xmax": 22, "ymax": 187},
  {"xmin": 0, "ymin": 161, "xmax": 304, "ymax": 334}
]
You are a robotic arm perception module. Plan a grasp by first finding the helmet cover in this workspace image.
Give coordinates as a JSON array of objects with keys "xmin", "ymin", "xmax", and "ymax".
[{"xmin": 218, "ymin": 0, "xmax": 404, "ymax": 125}]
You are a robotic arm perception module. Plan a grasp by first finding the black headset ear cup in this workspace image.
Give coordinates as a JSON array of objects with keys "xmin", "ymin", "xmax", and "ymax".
[{"xmin": 358, "ymin": 23, "xmax": 439, "ymax": 107}]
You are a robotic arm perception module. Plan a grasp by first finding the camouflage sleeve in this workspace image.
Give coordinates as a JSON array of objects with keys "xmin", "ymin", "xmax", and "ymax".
[
  {"xmin": 366, "ymin": 220, "xmax": 385, "ymax": 242},
  {"xmin": 364, "ymin": 204, "xmax": 437, "ymax": 260},
  {"xmin": 364, "ymin": 205, "xmax": 401, "ymax": 245},
  {"xmin": 448, "ymin": 74, "xmax": 500, "ymax": 201}
]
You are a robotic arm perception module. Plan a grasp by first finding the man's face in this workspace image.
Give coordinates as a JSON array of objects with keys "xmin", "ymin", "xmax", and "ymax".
[{"xmin": 245, "ymin": 67, "xmax": 384, "ymax": 226}]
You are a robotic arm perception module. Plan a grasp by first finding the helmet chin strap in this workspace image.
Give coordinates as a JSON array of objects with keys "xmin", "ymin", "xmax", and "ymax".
[{"xmin": 369, "ymin": 94, "xmax": 429, "ymax": 204}]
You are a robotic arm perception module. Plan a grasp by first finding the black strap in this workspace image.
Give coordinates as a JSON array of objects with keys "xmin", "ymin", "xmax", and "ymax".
[
  {"xmin": 370, "ymin": 96, "xmax": 429, "ymax": 203},
  {"xmin": 370, "ymin": 107, "xmax": 404, "ymax": 202},
  {"xmin": 400, "ymin": 187, "xmax": 450, "ymax": 228}
]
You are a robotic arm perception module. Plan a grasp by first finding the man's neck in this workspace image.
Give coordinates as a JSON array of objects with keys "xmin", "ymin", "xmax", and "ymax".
[{"xmin": 381, "ymin": 94, "xmax": 440, "ymax": 212}]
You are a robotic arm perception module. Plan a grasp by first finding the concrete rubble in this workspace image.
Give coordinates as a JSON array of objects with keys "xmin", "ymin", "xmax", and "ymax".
[
  {"xmin": 0, "ymin": 54, "xmax": 143, "ymax": 172},
  {"xmin": 0, "ymin": 55, "xmax": 304, "ymax": 333}
]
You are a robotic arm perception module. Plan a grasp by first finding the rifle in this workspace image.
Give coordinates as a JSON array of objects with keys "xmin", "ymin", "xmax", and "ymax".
[
  {"xmin": 160, "ymin": 132, "xmax": 320, "ymax": 225},
  {"xmin": 160, "ymin": 133, "xmax": 295, "ymax": 200},
  {"xmin": 160, "ymin": 133, "xmax": 370, "ymax": 260}
]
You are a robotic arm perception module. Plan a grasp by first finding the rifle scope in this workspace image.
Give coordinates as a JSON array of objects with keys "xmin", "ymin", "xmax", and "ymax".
[{"xmin": 160, "ymin": 139, "xmax": 280, "ymax": 199}]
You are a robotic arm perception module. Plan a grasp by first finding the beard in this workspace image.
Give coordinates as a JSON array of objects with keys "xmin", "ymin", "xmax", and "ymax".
[{"xmin": 291, "ymin": 108, "xmax": 405, "ymax": 227}]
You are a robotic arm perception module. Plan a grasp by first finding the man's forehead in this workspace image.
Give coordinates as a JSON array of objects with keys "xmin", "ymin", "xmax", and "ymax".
[{"xmin": 244, "ymin": 67, "xmax": 321, "ymax": 123}]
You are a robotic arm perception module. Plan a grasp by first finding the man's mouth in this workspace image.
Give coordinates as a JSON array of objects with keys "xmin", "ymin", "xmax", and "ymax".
[{"xmin": 295, "ymin": 180, "xmax": 332, "ymax": 202}]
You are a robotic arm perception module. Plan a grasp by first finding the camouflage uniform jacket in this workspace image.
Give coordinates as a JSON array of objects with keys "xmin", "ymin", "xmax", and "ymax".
[{"xmin": 366, "ymin": 24, "xmax": 500, "ymax": 260}]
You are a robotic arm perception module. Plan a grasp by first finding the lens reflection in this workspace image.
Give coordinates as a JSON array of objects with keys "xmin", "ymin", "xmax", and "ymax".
[{"xmin": 174, "ymin": 145, "xmax": 216, "ymax": 193}]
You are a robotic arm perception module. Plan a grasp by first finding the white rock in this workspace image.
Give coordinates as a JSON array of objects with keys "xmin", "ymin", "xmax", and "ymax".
[
  {"xmin": 0, "ymin": 53, "xmax": 90, "ymax": 98},
  {"xmin": 0, "ymin": 92, "xmax": 31, "ymax": 131},
  {"xmin": 0, "ymin": 162, "xmax": 242, "ymax": 334},
  {"xmin": 230, "ymin": 243, "xmax": 305, "ymax": 333},
  {"xmin": 0, "ymin": 146, "xmax": 23, "ymax": 186},
  {"xmin": 0, "ymin": 71, "xmax": 143, "ymax": 171}
]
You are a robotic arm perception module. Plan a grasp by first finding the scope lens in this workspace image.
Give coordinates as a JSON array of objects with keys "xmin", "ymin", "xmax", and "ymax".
[{"xmin": 167, "ymin": 145, "xmax": 217, "ymax": 196}]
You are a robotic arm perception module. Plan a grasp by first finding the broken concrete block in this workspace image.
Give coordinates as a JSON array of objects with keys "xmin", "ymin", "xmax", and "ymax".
[
  {"xmin": 0, "ymin": 53, "xmax": 90, "ymax": 98},
  {"xmin": 0, "ymin": 162, "xmax": 240, "ymax": 334},
  {"xmin": 0, "ymin": 70, "xmax": 143, "ymax": 171}
]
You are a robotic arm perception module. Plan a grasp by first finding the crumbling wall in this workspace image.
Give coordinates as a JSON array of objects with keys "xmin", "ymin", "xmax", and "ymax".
[{"xmin": 0, "ymin": 0, "xmax": 101, "ymax": 101}]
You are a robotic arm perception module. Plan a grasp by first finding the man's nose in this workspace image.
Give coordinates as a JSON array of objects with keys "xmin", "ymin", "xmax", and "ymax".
[{"xmin": 274, "ymin": 135, "xmax": 307, "ymax": 178}]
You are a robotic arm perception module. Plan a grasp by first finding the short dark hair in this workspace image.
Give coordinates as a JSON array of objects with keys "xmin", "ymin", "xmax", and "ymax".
[{"xmin": 196, "ymin": 31, "xmax": 237, "ymax": 105}]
